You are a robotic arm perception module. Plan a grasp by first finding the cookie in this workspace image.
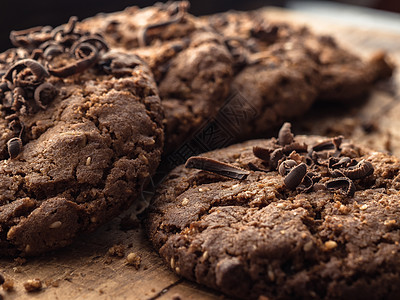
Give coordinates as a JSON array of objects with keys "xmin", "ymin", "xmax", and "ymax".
[
  {"xmin": 146, "ymin": 123, "xmax": 400, "ymax": 299},
  {"xmin": 207, "ymin": 10, "xmax": 394, "ymax": 102},
  {"xmin": 0, "ymin": 18, "xmax": 164, "ymax": 256},
  {"xmin": 79, "ymin": 2, "xmax": 234, "ymax": 152}
]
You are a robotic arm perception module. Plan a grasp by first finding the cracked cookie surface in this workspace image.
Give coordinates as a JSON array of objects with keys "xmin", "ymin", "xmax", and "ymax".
[
  {"xmin": 201, "ymin": 11, "xmax": 393, "ymax": 140},
  {"xmin": 0, "ymin": 22, "xmax": 164, "ymax": 256},
  {"xmin": 146, "ymin": 132, "xmax": 400, "ymax": 300},
  {"xmin": 79, "ymin": 2, "xmax": 233, "ymax": 152}
]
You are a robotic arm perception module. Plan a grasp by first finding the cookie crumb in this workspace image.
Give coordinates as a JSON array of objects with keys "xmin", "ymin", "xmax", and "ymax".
[
  {"xmin": 2, "ymin": 278, "xmax": 14, "ymax": 292},
  {"xmin": 324, "ymin": 240, "xmax": 338, "ymax": 250},
  {"xmin": 108, "ymin": 244, "xmax": 125, "ymax": 257},
  {"xmin": 24, "ymin": 279, "xmax": 42, "ymax": 292},
  {"xmin": 126, "ymin": 252, "xmax": 141, "ymax": 269}
]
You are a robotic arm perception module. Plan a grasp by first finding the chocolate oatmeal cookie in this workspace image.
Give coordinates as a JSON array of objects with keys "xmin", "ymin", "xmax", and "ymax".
[
  {"xmin": 207, "ymin": 10, "xmax": 394, "ymax": 102},
  {"xmin": 0, "ymin": 18, "xmax": 164, "ymax": 256},
  {"xmin": 147, "ymin": 123, "xmax": 400, "ymax": 299},
  {"xmin": 79, "ymin": 2, "xmax": 234, "ymax": 152}
]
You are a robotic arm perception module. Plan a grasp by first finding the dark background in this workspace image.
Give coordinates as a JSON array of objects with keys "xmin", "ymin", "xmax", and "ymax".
[{"xmin": 0, "ymin": 0, "xmax": 399, "ymax": 52}]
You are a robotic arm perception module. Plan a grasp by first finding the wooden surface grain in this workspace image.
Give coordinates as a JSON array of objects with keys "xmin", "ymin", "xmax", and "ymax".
[{"xmin": 1, "ymin": 6, "xmax": 400, "ymax": 300}]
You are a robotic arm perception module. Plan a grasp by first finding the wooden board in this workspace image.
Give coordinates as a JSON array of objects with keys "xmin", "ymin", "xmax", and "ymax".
[{"xmin": 1, "ymin": 7, "xmax": 400, "ymax": 300}]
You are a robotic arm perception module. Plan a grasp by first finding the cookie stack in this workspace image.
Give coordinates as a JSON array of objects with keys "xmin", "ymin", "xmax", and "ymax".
[{"xmin": 0, "ymin": 2, "xmax": 399, "ymax": 299}]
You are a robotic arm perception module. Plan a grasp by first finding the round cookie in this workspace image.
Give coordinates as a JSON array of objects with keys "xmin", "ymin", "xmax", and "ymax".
[
  {"xmin": 204, "ymin": 10, "xmax": 321, "ymax": 140},
  {"xmin": 206, "ymin": 10, "xmax": 394, "ymax": 102},
  {"xmin": 0, "ymin": 19, "xmax": 164, "ymax": 256},
  {"xmin": 146, "ymin": 123, "xmax": 400, "ymax": 300},
  {"xmin": 79, "ymin": 2, "xmax": 234, "ymax": 152}
]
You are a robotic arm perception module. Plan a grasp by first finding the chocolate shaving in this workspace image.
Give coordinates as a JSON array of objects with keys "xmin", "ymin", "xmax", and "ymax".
[
  {"xmin": 282, "ymin": 142, "xmax": 308, "ymax": 155},
  {"xmin": 278, "ymin": 159, "xmax": 297, "ymax": 176},
  {"xmin": 10, "ymin": 26, "xmax": 52, "ymax": 49},
  {"xmin": 253, "ymin": 146, "xmax": 273, "ymax": 162},
  {"xmin": 328, "ymin": 156, "xmax": 351, "ymax": 169},
  {"xmin": 185, "ymin": 156, "xmax": 249, "ymax": 180},
  {"xmin": 342, "ymin": 160, "xmax": 374, "ymax": 180},
  {"xmin": 4, "ymin": 59, "xmax": 49, "ymax": 83},
  {"xmin": 34, "ymin": 82, "xmax": 58, "ymax": 109},
  {"xmin": 332, "ymin": 135, "xmax": 343, "ymax": 150},
  {"xmin": 278, "ymin": 122, "xmax": 294, "ymax": 146},
  {"xmin": 299, "ymin": 173, "xmax": 313, "ymax": 192},
  {"xmin": 7, "ymin": 137, "xmax": 22, "ymax": 159},
  {"xmin": 270, "ymin": 148, "xmax": 284, "ymax": 170},
  {"xmin": 63, "ymin": 16, "xmax": 78, "ymax": 35},
  {"xmin": 325, "ymin": 177, "xmax": 355, "ymax": 197},
  {"xmin": 43, "ymin": 44, "xmax": 64, "ymax": 58},
  {"xmin": 48, "ymin": 43, "xmax": 99, "ymax": 77},
  {"xmin": 312, "ymin": 139, "xmax": 336, "ymax": 152},
  {"xmin": 329, "ymin": 169, "xmax": 345, "ymax": 178},
  {"xmin": 284, "ymin": 163, "xmax": 307, "ymax": 190},
  {"xmin": 138, "ymin": 1, "xmax": 189, "ymax": 47},
  {"xmin": 70, "ymin": 36, "xmax": 109, "ymax": 54}
]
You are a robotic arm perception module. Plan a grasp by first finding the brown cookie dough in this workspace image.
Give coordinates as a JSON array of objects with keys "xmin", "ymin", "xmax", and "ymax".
[
  {"xmin": 0, "ymin": 19, "xmax": 164, "ymax": 256},
  {"xmin": 206, "ymin": 10, "xmax": 394, "ymax": 102},
  {"xmin": 79, "ymin": 2, "xmax": 234, "ymax": 152},
  {"xmin": 146, "ymin": 123, "xmax": 400, "ymax": 300}
]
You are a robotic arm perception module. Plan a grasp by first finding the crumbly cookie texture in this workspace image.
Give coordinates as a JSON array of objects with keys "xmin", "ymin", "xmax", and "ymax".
[
  {"xmin": 207, "ymin": 10, "xmax": 394, "ymax": 101},
  {"xmin": 147, "ymin": 123, "xmax": 400, "ymax": 300},
  {"xmin": 0, "ymin": 18, "xmax": 164, "ymax": 256},
  {"xmin": 79, "ymin": 2, "xmax": 233, "ymax": 152},
  {"xmin": 201, "ymin": 11, "xmax": 393, "ymax": 140}
]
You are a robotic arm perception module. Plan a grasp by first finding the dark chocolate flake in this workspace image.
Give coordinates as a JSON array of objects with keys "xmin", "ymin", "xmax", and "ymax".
[
  {"xmin": 329, "ymin": 156, "xmax": 351, "ymax": 169},
  {"xmin": 299, "ymin": 173, "xmax": 313, "ymax": 192},
  {"xmin": 325, "ymin": 177, "xmax": 355, "ymax": 197},
  {"xmin": 7, "ymin": 137, "xmax": 23, "ymax": 159},
  {"xmin": 342, "ymin": 160, "xmax": 374, "ymax": 180},
  {"xmin": 312, "ymin": 139, "xmax": 336, "ymax": 152},
  {"xmin": 70, "ymin": 35, "xmax": 109, "ymax": 55},
  {"xmin": 278, "ymin": 122, "xmax": 294, "ymax": 146},
  {"xmin": 138, "ymin": 1, "xmax": 189, "ymax": 47},
  {"xmin": 270, "ymin": 148, "xmax": 284, "ymax": 170},
  {"xmin": 48, "ymin": 43, "xmax": 99, "ymax": 77},
  {"xmin": 332, "ymin": 135, "xmax": 343, "ymax": 150},
  {"xmin": 34, "ymin": 82, "xmax": 58, "ymax": 109},
  {"xmin": 43, "ymin": 44, "xmax": 64, "ymax": 58},
  {"xmin": 253, "ymin": 146, "xmax": 273, "ymax": 162},
  {"xmin": 282, "ymin": 142, "xmax": 308, "ymax": 155},
  {"xmin": 185, "ymin": 156, "xmax": 250, "ymax": 180},
  {"xmin": 278, "ymin": 159, "xmax": 297, "ymax": 176},
  {"xmin": 284, "ymin": 163, "xmax": 307, "ymax": 190},
  {"xmin": 4, "ymin": 59, "xmax": 49, "ymax": 83}
]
